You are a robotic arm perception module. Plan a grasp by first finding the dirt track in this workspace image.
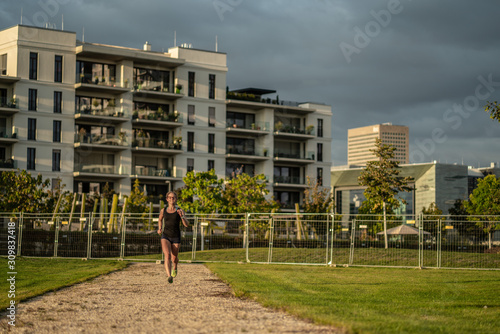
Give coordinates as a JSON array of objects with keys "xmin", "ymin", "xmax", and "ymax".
[{"xmin": 1, "ymin": 263, "xmax": 341, "ymax": 333}]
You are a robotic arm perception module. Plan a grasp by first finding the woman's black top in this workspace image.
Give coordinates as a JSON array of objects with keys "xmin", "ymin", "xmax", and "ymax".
[{"xmin": 162, "ymin": 208, "xmax": 182, "ymax": 239}]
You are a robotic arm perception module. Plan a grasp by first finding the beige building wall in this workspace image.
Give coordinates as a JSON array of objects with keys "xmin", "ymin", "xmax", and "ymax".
[{"xmin": 348, "ymin": 123, "xmax": 409, "ymax": 166}]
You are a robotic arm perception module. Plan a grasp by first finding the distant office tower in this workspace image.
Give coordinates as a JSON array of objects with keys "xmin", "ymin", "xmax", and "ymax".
[{"xmin": 347, "ymin": 123, "xmax": 409, "ymax": 165}]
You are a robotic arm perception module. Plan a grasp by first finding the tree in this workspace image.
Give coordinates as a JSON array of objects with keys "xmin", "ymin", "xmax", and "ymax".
[
  {"xmin": 0, "ymin": 170, "xmax": 53, "ymax": 213},
  {"xmin": 303, "ymin": 176, "xmax": 334, "ymax": 236},
  {"xmin": 464, "ymin": 175, "xmax": 500, "ymax": 249},
  {"xmin": 485, "ymin": 101, "xmax": 500, "ymax": 123},
  {"xmin": 422, "ymin": 202, "xmax": 446, "ymax": 238},
  {"xmin": 358, "ymin": 139, "xmax": 413, "ymax": 248},
  {"xmin": 178, "ymin": 170, "xmax": 224, "ymax": 214},
  {"xmin": 222, "ymin": 173, "xmax": 279, "ymax": 214},
  {"xmin": 127, "ymin": 179, "xmax": 149, "ymax": 214}
]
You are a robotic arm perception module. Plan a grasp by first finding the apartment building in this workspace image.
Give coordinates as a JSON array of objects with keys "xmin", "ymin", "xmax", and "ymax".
[
  {"xmin": 347, "ymin": 123, "xmax": 409, "ymax": 166},
  {"xmin": 0, "ymin": 25, "xmax": 331, "ymax": 210}
]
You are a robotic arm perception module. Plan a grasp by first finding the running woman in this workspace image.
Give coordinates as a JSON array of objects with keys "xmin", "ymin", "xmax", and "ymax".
[{"xmin": 157, "ymin": 191, "xmax": 189, "ymax": 283}]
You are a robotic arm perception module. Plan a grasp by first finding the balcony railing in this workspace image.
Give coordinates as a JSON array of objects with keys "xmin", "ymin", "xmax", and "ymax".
[
  {"xmin": 0, "ymin": 128, "xmax": 18, "ymax": 139},
  {"xmin": 77, "ymin": 75, "xmax": 122, "ymax": 88},
  {"xmin": 273, "ymin": 176, "xmax": 305, "ymax": 185},
  {"xmin": 134, "ymin": 81, "xmax": 178, "ymax": 93},
  {"xmin": 0, "ymin": 98, "xmax": 18, "ymax": 109},
  {"xmin": 274, "ymin": 124, "xmax": 315, "ymax": 136},
  {"xmin": 226, "ymin": 147, "xmax": 269, "ymax": 157},
  {"xmin": 133, "ymin": 110, "xmax": 183, "ymax": 123},
  {"xmin": 76, "ymin": 106, "xmax": 129, "ymax": 118},
  {"xmin": 0, "ymin": 159, "xmax": 17, "ymax": 169},
  {"xmin": 75, "ymin": 134, "xmax": 128, "ymax": 146},
  {"xmin": 226, "ymin": 121, "xmax": 270, "ymax": 131},
  {"xmin": 132, "ymin": 166, "xmax": 179, "ymax": 177},
  {"xmin": 74, "ymin": 164, "xmax": 129, "ymax": 175},
  {"xmin": 132, "ymin": 138, "xmax": 182, "ymax": 150},
  {"xmin": 274, "ymin": 151, "xmax": 315, "ymax": 160},
  {"xmin": 227, "ymin": 92, "xmax": 301, "ymax": 107}
]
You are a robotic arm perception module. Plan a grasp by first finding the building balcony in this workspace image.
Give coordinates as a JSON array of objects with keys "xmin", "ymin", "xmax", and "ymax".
[
  {"xmin": 132, "ymin": 110, "xmax": 183, "ymax": 128},
  {"xmin": 131, "ymin": 138, "xmax": 182, "ymax": 155},
  {"xmin": 131, "ymin": 166, "xmax": 183, "ymax": 180},
  {"xmin": 0, "ymin": 128, "xmax": 18, "ymax": 144},
  {"xmin": 75, "ymin": 107, "xmax": 130, "ymax": 123},
  {"xmin": 226, "ymin": 121, "xmax": 270, "ymax": 136},
  {"xmin": 133, "ymin": 81, "xmax": 183, "ymax": 100},
  {"xmin": 274, "ymin": 124, "xmax": 315, "ymax": 139},
  {"xmin": 74, "ymin": 134, "xmax": 129, "ymax": 151},
  {"xmin": 73, "ymin": 164, "xmax": 129, "ymax": 179},
  {"xmin": 225, "ymin": 147, "xmax": 270, "ymax": 162},
  {"xmin": 0, "ymin": 98, "xmax": 19, "ymax": 115},
  {"xmin": 273, "ymin": 151, "xmax": 315, "ymax": 165},
  {"xmin": 273, "ymin": 175, "xmax": 308, "ymax": 188},
  {"xmin": 0, "ymin": 75, "xmax": 21, "ymax": 84},
  {"xmin": 0, "ymin": 159, "xmax": 17, "ymax": 169},
  {"xmin": 226, "ymin": 92, "xmax": 315, "ymax": 114},
  {"xmin": 75, "ymin": 76, "xmax": 129, "ymax": 94}
]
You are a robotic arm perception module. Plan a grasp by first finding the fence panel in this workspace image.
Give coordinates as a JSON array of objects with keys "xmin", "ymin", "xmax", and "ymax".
[
  {"xmin": 123, "ymin": 214, "xmax": 162, "ymax": 261},
  {"xmin": 351, "ymin": 215, "xmax": 419, "ymax": 267},
  {"xmin": 191, "ymin": 214, "xmax": 246, "ymax": 262},
  {"xmin": 269, "ymin": 213, "xmax": 330, "ymax": 265},
  {"xmin": 56, "ymin": 214, "xmax": 90, "ymax": 258},
  {"xmin": 246, "ymin": 213, "xmax": 272, "ymax": 263},
  {"xmin": 439, "ymin": 215, "xmax": 500, "ymax": 269},
  {"xmin": 89, "ymin": 213, "xmax": 122, "ymax": 259},
  {"xmin": 329, "ymin": 214, "xmax": 351, "ymax": 266},
  {"xmin": 20, "ymin": 214, "xmax": 57, "ymax": 257},
  {"xmin": 0, "ymin": 213, "xmax": 21, "ymax": 257}
]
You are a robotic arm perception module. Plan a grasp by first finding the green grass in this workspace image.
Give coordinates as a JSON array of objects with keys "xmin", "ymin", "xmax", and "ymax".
[
  {"xmin": 0, "ymin": 257, "xmax": 128, "ymax": 311},
  {"xmin": 206, "ymin": 263, "xmax": 500, "ymax": 334}
]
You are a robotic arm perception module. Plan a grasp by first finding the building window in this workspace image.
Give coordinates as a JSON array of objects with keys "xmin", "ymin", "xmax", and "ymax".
[
  {"xmin": 52, "ymin": 178, "xmax": 61, "ymax": 191},
  {"xmin": 208, "ymin": 133, "xmax": 215, "ymax": 153},
  {"xmin": 209, "ymin": 107, "xmax": 216, "ymax": 127},
  {"xmin": 0, "ymin": 54, "xmax": 6, "ymax": 75},
  {"xmin": 188, "ymin": 71, "xmax": 195, "ymax": 97},
  {"xmin": 53, "ymin": 120, "xmax": 62, "ymax": 142},
  {"xmin": 317, "ymin": 168, "xmax": 323, "ymax": 186},
  {"xmin": 188, "ymin": 105, "xmax": 195, "ymax": 125},
  {"xmin": 0, "ymin": 88, "xmax": 6, "ymax": 107},
  {"xmin": 317, "ymin": 119, "xmax": 323, "ymax": 138},
  {"xmin": 208, "ymin": 74, "xmax": 215, "ymax": 99},
  {"xmin": 54, "ymin": 91, "xmax": 62, "ymax": 113},
  {"xmin": 187, "ymin": 158, "xmax": 194, "ymax": 172},
  {"xmin": 29, "ymin": 52, "xmax": 38, "ymax": 80},
  {"xmin": 28, "ymin": 118, "xmax": 37, "ymax": 140},
  {"xmin": 187, "ymin": 132, "xmax": 194, "ymax": 152},
  {"xmin": 54, "ymin": 55, "xmax": 63, "ymax": 82},
  {"xmin": 27, "ymin": 148, "xmax": 36, "ymax": 170},
  {"xmin": 52, "ymin": 150, "xmax": 61, "ymax": 171},
  {"xmin": 28, "ymin": 89, "xmax": 37, "ymax": 111},
  {"xmin": 208, "ymin": 159, "xmax": 214, "ymax": 171},
  {"xmin": 317, "ymin": 143, "xmax": 323, "ymax": 162}
]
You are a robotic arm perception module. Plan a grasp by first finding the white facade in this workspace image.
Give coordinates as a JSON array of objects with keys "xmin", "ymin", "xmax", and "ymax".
[{"xmin": 0, "ymin": 25, "xmax": 332, "ymax": 210}]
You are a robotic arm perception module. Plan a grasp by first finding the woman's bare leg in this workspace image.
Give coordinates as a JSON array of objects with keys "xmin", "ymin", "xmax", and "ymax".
[
  {"xmin": 161, "ymin": 238, "xmax": 172, "ymax": 277},
  {"xmin": 171, "ymin": 243, "xmax": 180, "ymax": 271}
]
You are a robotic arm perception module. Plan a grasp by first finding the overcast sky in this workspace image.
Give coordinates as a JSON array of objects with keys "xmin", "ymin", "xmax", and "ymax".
[{"xmin": 1, "ymin": 0, "xmax": 499, "ymax": 167}]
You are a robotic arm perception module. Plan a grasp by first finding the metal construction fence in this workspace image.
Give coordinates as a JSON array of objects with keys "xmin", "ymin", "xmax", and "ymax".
[{"xmin": 1, "ymin": 212, "xmax": 499, "ymax": 270}]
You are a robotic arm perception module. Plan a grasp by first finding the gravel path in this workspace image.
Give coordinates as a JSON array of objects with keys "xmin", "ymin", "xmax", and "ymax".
[{"xmin": 1, "ymin": 263, "xmax": 342, "ymax": 333}]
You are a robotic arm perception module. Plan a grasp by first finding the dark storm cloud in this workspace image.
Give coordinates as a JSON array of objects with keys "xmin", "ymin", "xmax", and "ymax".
[{"xmin": 1, "ymin": 0, "xmax": 498, "ymax": 167}]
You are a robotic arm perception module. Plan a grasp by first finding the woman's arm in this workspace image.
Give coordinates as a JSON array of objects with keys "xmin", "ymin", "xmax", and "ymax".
[
  {"xmin": 157, "ymin": 209, "xmax": 163, "ymax": 234},
  {"xmin": 177, "ymin": 208, "xmax": 189, "ymax": 228}
]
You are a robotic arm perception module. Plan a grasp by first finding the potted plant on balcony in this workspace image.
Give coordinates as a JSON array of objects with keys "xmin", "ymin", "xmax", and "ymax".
[
  {"xmin": 173, "ymin": 136, "xmax": 182, "ymax": 149},
  {"xmin": 118, "ymin": 131, "xmax": 126, "ymax": 145},
  {"xmin": 157, "ymin": 107, "xmax": 164, "ymax": 120},
  {"xmin": 92, "ymin": 99, "xmax": 100, "ymax": 114},
  {"xmin": 263, "ymin": 149, "xmax": 268, "ymax": 157},
  {"xmin": 124, "ymin": 79, "xmax": 129, "ymax": 88},
  {"xmin": 175, "ymin": 84, "xmax": 183, "ymax": 94},
  {"xmin": 8, "ymin": 97, "xmax": 17, "ymax": 108},
  {"xmin": 274, "ymin": 121, "xmax": 283, "ymax": 132},
  {"xmin": 306, "ymin": 125, "xmax": 314, "ymax": 135}
]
